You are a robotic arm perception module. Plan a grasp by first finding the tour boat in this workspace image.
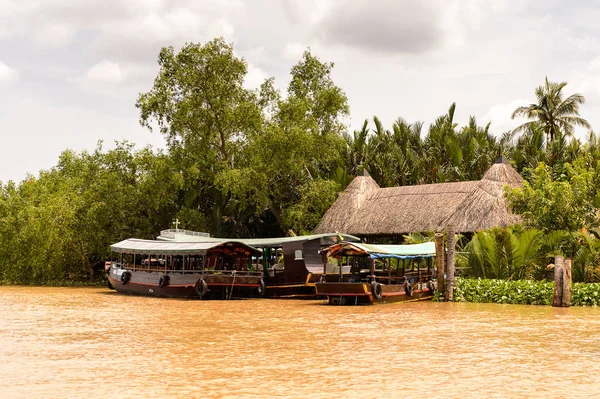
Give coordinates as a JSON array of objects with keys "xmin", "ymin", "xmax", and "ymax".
[
  {"xmin": 157, "ymin": 230, "xmax": 360, "ymax": 298},
  {"xmin": 315, "ymin": 241, "xmax": 437, "ymax": 305},
  {"xmin": 107, "ymin": 238, "xmax": 263, "ymax": 299}
]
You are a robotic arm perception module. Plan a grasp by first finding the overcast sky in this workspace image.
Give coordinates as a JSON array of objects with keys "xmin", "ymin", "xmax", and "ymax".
[{"xmin": 2, "ymin": 0, "xmax": 600, "ymax": 183}]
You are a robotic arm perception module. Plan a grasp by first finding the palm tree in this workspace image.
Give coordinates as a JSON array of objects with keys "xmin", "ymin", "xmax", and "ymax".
[{"xmin": 512, "ymin": 77, "xmax": 590, "ymax": 142}]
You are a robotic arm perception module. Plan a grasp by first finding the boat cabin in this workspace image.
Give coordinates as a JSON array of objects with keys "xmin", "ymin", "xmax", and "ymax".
[
  {"xmin": 157, "ymin": 231, "xmax": 360, "ymax": 298},
  {"xmin": 107, "ymin": 238, "xmax": 263, "ymax": 299},
  {"xmin": 315, "ymin": 241, "xmax": 437, "ymax": 305}
]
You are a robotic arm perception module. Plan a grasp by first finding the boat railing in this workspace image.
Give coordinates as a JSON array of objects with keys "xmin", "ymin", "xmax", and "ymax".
[
  {"xmin": 120, "ymin": 264, "xmax": 263, "ymax": 276},
  {"xmin": 159, "ymin": 229, "xmax": 211, "ymax": 239},
  {"xmin": 202, "ymin": 270, "xmax": 264, "ymax": 277}
]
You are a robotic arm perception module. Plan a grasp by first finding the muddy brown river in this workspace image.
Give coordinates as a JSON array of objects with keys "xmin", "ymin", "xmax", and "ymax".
[{"xmin": 1, "ymin": 287, "xmax": 599, "ymax": 398}]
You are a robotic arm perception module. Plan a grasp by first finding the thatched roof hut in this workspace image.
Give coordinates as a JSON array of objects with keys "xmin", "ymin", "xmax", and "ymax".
[{"xmin": 314, "ymin": 158, "xmax": 522, "ymax": 236}]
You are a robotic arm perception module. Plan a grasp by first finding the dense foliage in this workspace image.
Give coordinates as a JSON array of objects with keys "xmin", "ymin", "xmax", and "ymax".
[
  {"xmin": 2, "ymin": 37, "xmax": 600, "ymax": 284},
  {"xmin": 453, "ymin": 278, "xmax": 600, "ymax": 306}
]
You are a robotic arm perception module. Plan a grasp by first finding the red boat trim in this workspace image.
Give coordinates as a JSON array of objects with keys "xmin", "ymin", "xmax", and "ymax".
[{"xmin": 205, "ymin": 283, "xmax": 260, "ymax": 287}]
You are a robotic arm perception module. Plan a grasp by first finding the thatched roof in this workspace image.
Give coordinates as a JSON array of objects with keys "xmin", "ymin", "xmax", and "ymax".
[{"xmin": 314, "ymin": 160, "xmax": 522, "ymax": 235}]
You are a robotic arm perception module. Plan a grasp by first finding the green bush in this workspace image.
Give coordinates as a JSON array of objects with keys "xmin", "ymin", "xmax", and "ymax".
[{"xmin": 453, "ymin": 277, "xmax": 600, "ymax": 306}]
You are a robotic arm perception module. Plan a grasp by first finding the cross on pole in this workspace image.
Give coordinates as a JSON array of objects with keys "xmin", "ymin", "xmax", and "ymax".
[{"xmin": 173, "ymin": 218, "xmax": 180, "ymax": 231}]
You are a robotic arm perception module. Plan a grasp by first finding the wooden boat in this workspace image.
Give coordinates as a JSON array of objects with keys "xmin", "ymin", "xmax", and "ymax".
[
  {"xmin": 107, "ymin": 238, "xmax": 262, "ymax": 299},
  {"xmin": 315, "ymin": 241, "xmax": 437, "ymax": 305},
  {"xmin": 157, "ymin": 230, "xmax": 360, "ymax": 298}
]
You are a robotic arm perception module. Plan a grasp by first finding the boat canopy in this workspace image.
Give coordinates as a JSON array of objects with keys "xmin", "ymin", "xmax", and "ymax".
[
  {"xmin": 156, "ymin": 230, "xmax": 360, "ymax": 248},
  {"xmin": 110, "ymin": 239, "xmax": 261, "ymax": 256},
  {"xmin": 320, "ymin": 241, "xmax": 436, "ymax": 259}
]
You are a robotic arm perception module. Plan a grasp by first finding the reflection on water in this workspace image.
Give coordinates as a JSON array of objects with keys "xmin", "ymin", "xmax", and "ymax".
[{"xmin": 1, "ymin": 287, "xmax": 600, "ymax": 398}]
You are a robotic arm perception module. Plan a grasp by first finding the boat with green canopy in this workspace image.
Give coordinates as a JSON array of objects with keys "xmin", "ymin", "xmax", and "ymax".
[{"xmin": 315, "ymin": 241, "xmax": 437, "ymax": 305}]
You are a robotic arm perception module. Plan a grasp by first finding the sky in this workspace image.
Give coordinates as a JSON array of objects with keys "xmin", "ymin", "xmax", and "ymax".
[{"xmin": 2, "ymin": 0, "xmax": 600, "ymax": 183}]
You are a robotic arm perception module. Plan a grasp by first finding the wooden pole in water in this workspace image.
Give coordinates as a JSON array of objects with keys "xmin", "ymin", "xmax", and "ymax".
[
  {"xmin": 562, "ymin": 258, "xmax": 572, "ymax": 307},
  {"xmin": 445, "ymin": 226, "xmax": 456, "ymax": 302},
  {"xmin": 435, "ymin": 233, "xmax": 445, "ymax": 294},
  {"xmin": 553, "ymin": 256, "xmax": 565, "ymax": 307},
  {"xmin": 370, "ymin": 258, "xmax": 376, "ymax": 283}
]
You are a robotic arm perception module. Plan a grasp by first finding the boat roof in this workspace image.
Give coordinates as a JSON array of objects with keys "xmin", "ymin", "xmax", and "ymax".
[
  {"xmin": 320, "ymin": 241, "xmax": 436, "ymax": 259},
  {"xmin": 156, "ymin": 230, "xmax": 360, "ymax": 248},
  {"xmin": 110, "ymin": 238, "xmax": 262, "ymax": 256}
]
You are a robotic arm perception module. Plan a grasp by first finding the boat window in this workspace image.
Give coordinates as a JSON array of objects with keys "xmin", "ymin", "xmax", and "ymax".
[{"xmin": 294, "ymin": 250, "xmax": 303, "ymax": 260}]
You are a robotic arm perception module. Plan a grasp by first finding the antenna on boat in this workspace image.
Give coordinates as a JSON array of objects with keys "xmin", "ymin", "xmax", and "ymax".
[{"xmin": 172, "ymin": 218, "xmax": 181, "ymax": 231}]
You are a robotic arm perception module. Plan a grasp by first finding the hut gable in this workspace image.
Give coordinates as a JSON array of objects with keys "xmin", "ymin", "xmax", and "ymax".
[
  {"xmin": 314, "ymin": 161, "xmax": 522, "ymax": 235},
  {"xmin": 313, "ymin": 169, "xmax": 380, "ymax": 234}
]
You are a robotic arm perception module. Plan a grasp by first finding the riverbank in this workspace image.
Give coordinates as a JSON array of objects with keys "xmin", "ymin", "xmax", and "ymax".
[
  {"xmin": 452, "ymin": 277, "xmax": 600, "ymax": 306},
  {"xmin": 0, "ymin": 279, "xmax": 107, "ymax": 287}
]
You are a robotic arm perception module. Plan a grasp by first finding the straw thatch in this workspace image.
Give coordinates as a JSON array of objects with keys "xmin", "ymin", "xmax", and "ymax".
[{"xmin": 314, "ymin": 159, "xmax": 523, "ymax": 235}]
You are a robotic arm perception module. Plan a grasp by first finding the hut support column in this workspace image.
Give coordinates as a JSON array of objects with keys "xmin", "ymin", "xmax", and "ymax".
[
  {"xmin": 445, "ymin": 226, "xmax": 456, "ymax": 302},
  {"xmin": 435, "ymin": 233, "xmax": 445, "ymax": 294}
]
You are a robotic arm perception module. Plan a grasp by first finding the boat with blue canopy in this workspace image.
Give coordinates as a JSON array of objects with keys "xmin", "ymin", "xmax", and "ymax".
[{"xmin": 315, "ymin": 241, "xmax": 437, "ymax": 305}]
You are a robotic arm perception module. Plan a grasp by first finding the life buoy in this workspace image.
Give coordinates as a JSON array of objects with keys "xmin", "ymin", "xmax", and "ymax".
[
  {"xmin": 195, "ymin": 278, "xmax": 208, "ymax": 297},
  {"xmin": 158, "ymin": 274, "xmax": 169, "ymax": 288},
  {"xmin": 404, "ymin": 281, "xmax": 413, "ymax": 297},
  {"xmin": 120, "ymin": 271, "xmax": 130, "ymax": 285},
  {"xmin": 257, "ymin": 279, "xmax": 266, "ymax": 296},
  {"xmin": 372, "ymin": 282, "xmax": 383, "ymax": 300}
]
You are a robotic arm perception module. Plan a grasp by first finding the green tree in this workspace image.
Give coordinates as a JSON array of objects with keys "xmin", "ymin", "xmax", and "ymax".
[
  {"xmin": 136, "ymin": 38, "xmax": 264, "ymax": 236},
  {"xmin": 506, "ymin": 161, "xmax": 600, "ymax": 232},
  {"xmin": 512, "ymin": 77, "xmax": 590, "ymax": 142},
  {"xmin": 220, "ymin": 50, "xmax": 350, "ymax": 235}
]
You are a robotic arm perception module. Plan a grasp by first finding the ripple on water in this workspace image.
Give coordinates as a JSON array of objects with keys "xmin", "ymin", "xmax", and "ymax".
[{"xmin": 1, "ymin": 287, "xmax": 600, "ymax": 398}]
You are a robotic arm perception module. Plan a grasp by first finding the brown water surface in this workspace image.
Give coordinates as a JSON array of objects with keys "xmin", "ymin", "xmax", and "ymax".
[{"xmin": 1, "ymin": 287, "xmax": 600, "ymax": 398}]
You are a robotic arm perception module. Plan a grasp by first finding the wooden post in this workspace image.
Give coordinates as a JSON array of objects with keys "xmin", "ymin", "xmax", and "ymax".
[
  {"xmin": 553, "ymin": 256, "xmax": 564, "ymax": 307},
  {"xmin": 562, "ymin": 258, "xmax": 572, "ymax": 307},
  {"xmin": 370, "ymin": 258, "xmax": 376, "ymax": 283},
  {"xmin": 445, "ymin": 226, "xmax": 456, "ymax": 302},
  {"xmin": 387, "ymin": 258, "xmax": 392, "ymax": 284},
  {"xmin": 435, "ymin": 233, "xmax": 445, "ymax": 294}
]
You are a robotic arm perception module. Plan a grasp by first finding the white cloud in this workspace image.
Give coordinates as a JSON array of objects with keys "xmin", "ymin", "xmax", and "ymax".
[
  {"xmin": 34, "ymin": 22, "xmax": 74, "ymax": 47},
  {"xmin": 84, "ymin": 60, "xmax": 123, "ymax": 83},
  {"xmin": 282, "ymin": 42, "xmax": 305, "ymax": 61},
  {"xmin": 245, "ymin": 63, "xmax": 269, "ymax": 89},
  {"xmin": 0, "ymin": 61, "xmax": 19, "ymax": 85},
  {"xmin": 482, "ymin": 99, "xmax": 530, "ymax": 135},
  {"xmin": 0, "ymin": 94, "xmax": 165, "ymax": 183},
  {"xmin": 77, "ymin": 61, "xmax": 157, "ymax": 97}
]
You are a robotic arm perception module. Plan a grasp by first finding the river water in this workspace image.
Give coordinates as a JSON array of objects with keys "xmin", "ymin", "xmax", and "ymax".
[{"xmin": 1, "ymin": 287, "xmax": 600, "ymax": 398}]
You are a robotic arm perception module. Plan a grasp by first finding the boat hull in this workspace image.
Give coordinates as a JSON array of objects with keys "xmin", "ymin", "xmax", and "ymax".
[
  {"xmin": 108, "ymin": 268, "xmax": 263, "ymax": 299},
  {"xmin": 264, "ymin": 283, "xmax": 318, "ymax": 298},
  {"xmin": 315, "ymin": 282, "xmax": 434, "ymax": 305}
]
